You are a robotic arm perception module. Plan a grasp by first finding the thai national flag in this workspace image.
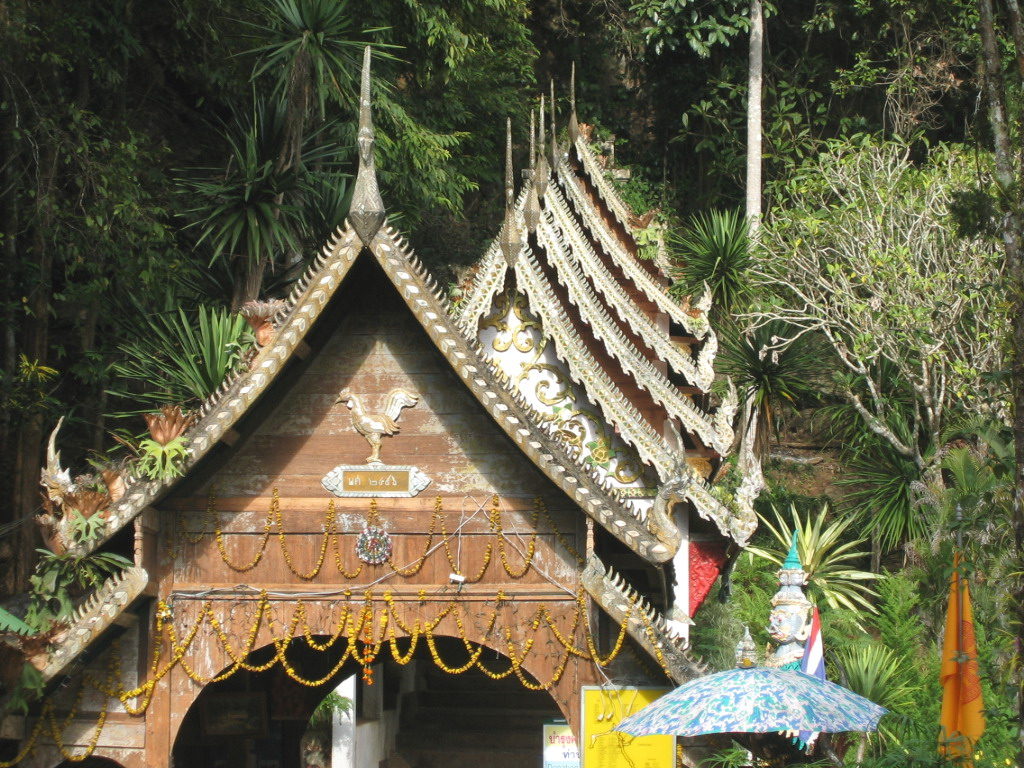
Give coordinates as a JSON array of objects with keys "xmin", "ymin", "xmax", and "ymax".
[{"xmin": 798, "ymin": 606, "xmax": 825, "ymax": 750}]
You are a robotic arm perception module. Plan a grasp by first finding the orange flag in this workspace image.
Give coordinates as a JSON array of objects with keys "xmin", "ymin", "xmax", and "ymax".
[{"xmin": 938, "ymin": 551, "xmax": 985, "ymax": 765}]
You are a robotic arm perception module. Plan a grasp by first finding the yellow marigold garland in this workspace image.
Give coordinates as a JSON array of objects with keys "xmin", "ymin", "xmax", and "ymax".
[
  {"xmin": 5, "ymin": 492, "xmax": 682, "ymax": 766},
  {"xmin": 195, "ymin": 493, "xmax": 573, "ymax": 582}
]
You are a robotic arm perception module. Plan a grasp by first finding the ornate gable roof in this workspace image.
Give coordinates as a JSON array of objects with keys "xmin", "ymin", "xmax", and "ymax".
[
  {"xmin": 455, "ymin": 89, "xmax": 759, "ymax": 553},
  {"xmin": 36, "ymin": 53, "xmax": 759, "ymax": 697}
]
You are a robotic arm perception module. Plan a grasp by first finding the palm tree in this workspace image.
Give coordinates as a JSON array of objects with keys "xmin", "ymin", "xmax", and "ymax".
[
  {"xmin": 246, "ymin": 0, "xmax": 382, "ymax": 174},
  {"xmin": 836, "ymin": 411, "xmax": 930, "ymax": 559},
  {"xmin": 746, "ymin": 503, "xmax": 881, "ymax": 614},
  {"xmin": 669, "ymin": 208, "xmax": 752, "ymax": 316},
  {"xmin": 717, "ymin": 319, "xmax": 822, "ymax": 454},
  {"xmin": 182, "ymin": 99, "xmax": 298, "ymax": 310}
]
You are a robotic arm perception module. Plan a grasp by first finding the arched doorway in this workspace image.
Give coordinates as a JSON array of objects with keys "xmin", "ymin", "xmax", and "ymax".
[
  {"xmin": 173, "ymin": 635, "xmax": 564, "ymax": 768},
  {"xmin": 54, "ymin": 759, "xmax": 125, "ymax": 768}
]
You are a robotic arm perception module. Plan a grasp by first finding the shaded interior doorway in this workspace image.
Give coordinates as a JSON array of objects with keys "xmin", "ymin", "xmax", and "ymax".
[{"xmin": 172, "ymin": 636, "xmax": 563, "ymax": 768}]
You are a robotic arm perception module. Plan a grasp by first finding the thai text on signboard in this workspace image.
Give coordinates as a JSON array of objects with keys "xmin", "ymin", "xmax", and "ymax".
[
  {"xmin": 321, "ymin": 464, "xmax": 431, "ymax": 498},
  {"xmin": 543, "ymin": 720, "xmax": 580, "ymax": 768},
  {"xmin": 342, "ymin": 469, "xmax": 410, "ymax": 492}
]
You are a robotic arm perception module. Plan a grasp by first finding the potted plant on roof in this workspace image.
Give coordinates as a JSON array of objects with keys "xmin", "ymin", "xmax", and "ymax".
[
  {"xmin": 137, "ymin": 405, "xmax": 195, "ymax": 481},
  {"xmin": 240, "ymin": 299, "xmax": 286, "ymax": 347}
]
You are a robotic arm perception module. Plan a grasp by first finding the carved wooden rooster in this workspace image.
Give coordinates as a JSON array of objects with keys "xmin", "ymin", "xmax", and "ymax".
[{"xmin": 336, "ymin": 387, "xmax": 419, "ymax": 464}]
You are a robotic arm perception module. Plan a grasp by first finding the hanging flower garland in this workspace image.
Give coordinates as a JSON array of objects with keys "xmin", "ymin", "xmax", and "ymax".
[
  {"xmin": 13, "ymin": 494, "xmax": 656, "ymax": 768},
  {"xmin": 5, "ymin": 584, "xmax": 650, "ymax": 768},
  {"xmin": 187, "ymin": 492, "xmax": 576, "ymax": 580}
]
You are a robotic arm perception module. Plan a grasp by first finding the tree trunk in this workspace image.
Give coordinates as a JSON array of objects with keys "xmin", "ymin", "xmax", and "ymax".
[
  {"xmin": 1005, "ymin": 0, "xmax": 1024, "ymax": 78},
  {"xmin": 8, "ymin": 142, "xmax": 59, "ymax": 598},
  {"xmin": 0, "ymin": 72, "xmax": 22, "ymax": 599},
  {"xmin": 977, "ymin": 0, "xmax": 1024, "ymax": 754},
  {"xmin": 745, "ymin": 0, "xmax": 764, "ymax": 236},
  {"xmin": 231, "ymin": 255, "xmax": 269, "ymax": 312}
]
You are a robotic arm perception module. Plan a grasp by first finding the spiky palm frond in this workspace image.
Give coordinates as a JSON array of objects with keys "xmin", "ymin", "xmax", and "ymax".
[
  {"xmin": 299, "ymin": 171, "xmax": 351, "ymax": 249},
  {"xmin": 246, "ymin": 0, "xmax": 385, "ymax": 116},
  {"xmin": 668, "ymin": 208, "xmax": 751, "ymax": 313},
  {"xmin": 835, "ymin": 643, "xmax": 916, "ymax": 709},
  {"xmin": 718, "ymin": 320, "xmax": 823, "ymax": 445},
  {"xmin": 747, "ymin": 503, "xmax": 880, "ymax": 614},
  {"xmin": 182, "ymin": 98, "xmax": 298, "ymax": 268},
  {"xmin": 110, "ymin": 306, "xmax": 253, "ymax": 408},
  {"xmin": 837, "ymin": 411, "xmax": 931, "ymax": 554},
  {"xmin": 833, "ymin": 642, "xmax": 919, "ymax": 746}
]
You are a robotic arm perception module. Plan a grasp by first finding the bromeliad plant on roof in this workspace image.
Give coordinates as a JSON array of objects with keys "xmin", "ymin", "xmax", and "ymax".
[
  {"xmin": 110, "ymin": 305, "xmax": 254, "ymax": 410},
  {"xmin": 240, "ymin": 299, "xmax": 288, "ymax": 346}
]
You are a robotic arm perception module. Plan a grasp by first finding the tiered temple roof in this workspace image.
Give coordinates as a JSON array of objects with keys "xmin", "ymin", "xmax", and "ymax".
[{"xmin": 456, "ymin": 79, "xmax": 759, "ymax": 553}]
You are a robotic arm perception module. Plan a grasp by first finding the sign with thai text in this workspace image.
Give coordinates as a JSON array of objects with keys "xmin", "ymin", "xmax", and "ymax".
[
  {"xmin": 321, "ymin": 464, "xmax": 431, "ymax": 498},
  {"xmin": 580, "ymin": 687, "xmax": 674, "ymax": 768},
  {"xmin": 543, "ymin": 720, "xmax": 580, "ymax": 768},
  {"xmin": 343, "ymin": 469, "xmax": 410, "ymax": 492}
]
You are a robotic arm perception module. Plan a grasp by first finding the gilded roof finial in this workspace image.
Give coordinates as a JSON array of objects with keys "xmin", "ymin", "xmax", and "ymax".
[
  {"xmin": 534, "ymin": 95, "xmax": 549, "ymax": 199},
  {"xmin": 568, "ymin": 62, "xmax": 580, "ymax": 144},
  {"xmin": 349, "ymin": 46, "xmax": 386, "ymax": 246},
  {"xmin": 549, "ymin": 79, "xmax": 559, "ymax": 167},
  {"xmin": 524, "ymin": 109, "xmax": 541, "ymax": 233},
  {"xmin": 504, "ymin": 116, "xmax": 514, "ymax": 210},
  {"xmin": 499, "ymin": 117, "xmax": 522, "ymax": 266}
]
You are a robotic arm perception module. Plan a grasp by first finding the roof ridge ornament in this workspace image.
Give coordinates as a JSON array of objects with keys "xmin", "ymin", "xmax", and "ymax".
[
  {"xmin": 498, "ymin": 117, "xmax": 523, "ymax": 265},
  {"xmin": 568, "ymin": 62, "xmax": 580, "ymax": 144},
  {"xmin": 534, "ymin": 95, "xmax": 549, "ymax": 198},
  {"xmin": 349, "ymin": 45, "xmax": 386, "ymax": 247},
  {"xmin": 524, "ymin": 109, "xmax": 541, "ymax": 233},
  {"xmin": 549, "ymin": 79, "xmax": 559, "ymax": 167}
]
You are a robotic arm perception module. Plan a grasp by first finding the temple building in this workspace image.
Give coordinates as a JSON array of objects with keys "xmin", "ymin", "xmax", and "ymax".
[{"xmin": 0, "ymin": 49, "xmax": 761, "ymax": 768}]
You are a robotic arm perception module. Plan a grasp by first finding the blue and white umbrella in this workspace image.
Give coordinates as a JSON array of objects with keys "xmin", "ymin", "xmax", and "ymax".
[{"xmin": 615, "ymin": 667, "xmax": 887, "ymax": 737}]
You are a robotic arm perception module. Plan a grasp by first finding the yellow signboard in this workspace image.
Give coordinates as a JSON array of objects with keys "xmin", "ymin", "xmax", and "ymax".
[{"xmin": 580, "ymin": 687, "xmax": 674, "ymax": 768}]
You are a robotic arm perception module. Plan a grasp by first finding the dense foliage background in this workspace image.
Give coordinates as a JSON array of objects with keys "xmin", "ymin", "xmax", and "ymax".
[{"xmin": 1, "ymin": 1, "xmax": 1021, "ymax": 764}]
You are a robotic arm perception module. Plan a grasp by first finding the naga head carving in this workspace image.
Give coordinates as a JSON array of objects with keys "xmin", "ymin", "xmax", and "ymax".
[{"xmin": 41, "ymin": 416, "xmax": 74, "ymax": 505}]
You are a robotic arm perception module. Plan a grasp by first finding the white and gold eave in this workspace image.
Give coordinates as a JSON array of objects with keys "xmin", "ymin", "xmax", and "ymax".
[
  {"xmin": 562, "ymin": 137, "xmax": 713, "ymax": 340},
  {"xmin": 478, "ymin": 286, "xmax": 659, "ymax": 521}
]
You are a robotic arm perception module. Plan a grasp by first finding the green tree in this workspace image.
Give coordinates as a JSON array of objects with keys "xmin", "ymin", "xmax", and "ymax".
[{"xmin": 755, "ymin": 139, "xmax": 1006, "ymax": 497}]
